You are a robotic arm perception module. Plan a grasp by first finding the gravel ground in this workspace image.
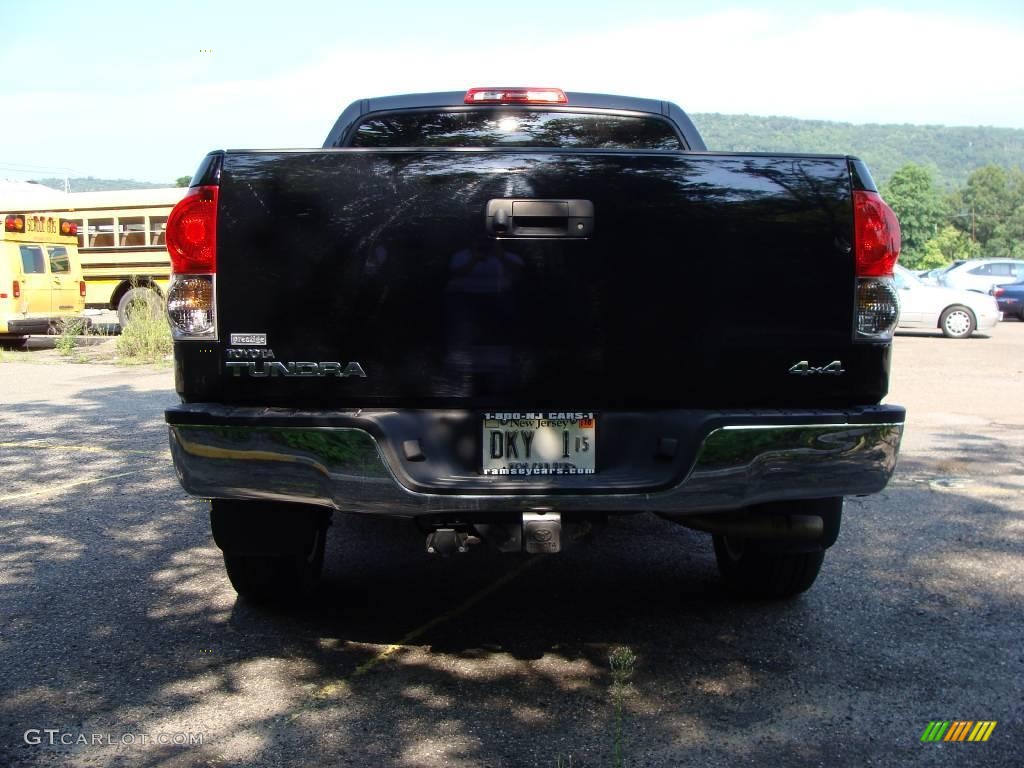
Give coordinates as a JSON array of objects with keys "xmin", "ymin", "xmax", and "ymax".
[{"xmin": 0, "ymin": 322, "xmax": 1021, "ymax": 767}]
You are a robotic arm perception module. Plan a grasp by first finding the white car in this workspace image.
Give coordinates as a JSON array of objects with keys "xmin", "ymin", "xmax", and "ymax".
[
  {"xmin": 938, "ymin": 259, "xmax": 1024, "ymax": 293},
  {"xmin": 894, "ymin": 265, "xmax": 1001, "ymax": 338}
]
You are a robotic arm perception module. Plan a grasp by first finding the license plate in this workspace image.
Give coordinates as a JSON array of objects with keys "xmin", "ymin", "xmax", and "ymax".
[{"xmin": 482, "ymin": 412, "xmax": 596, "ymax": 476}]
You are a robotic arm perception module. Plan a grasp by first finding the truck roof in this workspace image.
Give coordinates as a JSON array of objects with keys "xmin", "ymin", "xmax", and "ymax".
[{"xmin": 323, "ymin": 90, "xmax": 707, "ymax": 151}]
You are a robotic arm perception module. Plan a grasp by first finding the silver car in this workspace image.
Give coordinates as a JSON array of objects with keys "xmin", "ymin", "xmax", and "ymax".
[
  {"xmin": 938, "ymin": 258, "xmax": 1024, "ymax": 293},
  {"xmin": 894, "ymin": 265, "xmax": 1001, "ymax": 338}
]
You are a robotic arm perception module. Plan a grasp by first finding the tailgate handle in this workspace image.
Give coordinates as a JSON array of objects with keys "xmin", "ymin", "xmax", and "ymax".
[{"xmin": 486, "ymin": 199, "xmax": 594, "ymax": 237}]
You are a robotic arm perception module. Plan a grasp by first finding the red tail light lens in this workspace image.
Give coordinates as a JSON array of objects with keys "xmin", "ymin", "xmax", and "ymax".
[
  {"xmin": 80, "ymin": 281, "xmax": 87, "ymax": 298},
  {"xmin": 13, "ymin": 280, "xmax": 21, "ymax": 298},
  {"xmin": 853, "ymin": 190, "xmax": 901, "ymax": 277},
  {"xmin": 992, "ymin": 287, "xmax": 1004, "ymax": 297},
  {"xmin": 61, "ymin": 219, "xmax": 79, "ymax": 236},
  {"xmin": 5, "ymin": 215, "xmax": 25, "ymax": 233},
  {"xmin": 464, "ymin": 87, "xmax": 568, "ymax": 105},
  {"xmin": 166, "ymin": 186, "xmax": 218, "ymax": 273}
]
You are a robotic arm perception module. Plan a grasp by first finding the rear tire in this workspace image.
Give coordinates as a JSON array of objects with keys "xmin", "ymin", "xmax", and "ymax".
[
  {"xmin": 939, "ymin": 305, "xmax": 975, "ymax": 339},
  {"xmin": 712, "ymin": 497, "xmax": 840, "ymax": 599},
  {"xmin": 211, "ymin": 500, "xmax": 329, "ymax": 605},
  {"xmin": 117, "ymin": 287, "xmax": 162, "ymax": 329},
  {"xmin": 713, "ymin": 537, "xmax": 825, "ymax": 598},
  {"xmin": 0, "ymin": 335, "xmax": 29, "ymax": 349}
]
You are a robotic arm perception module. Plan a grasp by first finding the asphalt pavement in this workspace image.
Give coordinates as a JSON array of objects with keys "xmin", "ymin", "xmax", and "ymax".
[{"xmin": 0, "ymin": 323, "xmax": 1021, "ymax": 767}]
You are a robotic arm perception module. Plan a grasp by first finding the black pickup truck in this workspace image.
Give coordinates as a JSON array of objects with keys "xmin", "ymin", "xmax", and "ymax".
[{"xmin": 164, "ymin": 87, "xmax": 905, "ymax": 604}]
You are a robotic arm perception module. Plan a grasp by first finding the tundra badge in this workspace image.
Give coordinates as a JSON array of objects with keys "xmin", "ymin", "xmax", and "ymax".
[{"xmin": 225, "ymin": 347, "xmax": 366, "ymax": 378}]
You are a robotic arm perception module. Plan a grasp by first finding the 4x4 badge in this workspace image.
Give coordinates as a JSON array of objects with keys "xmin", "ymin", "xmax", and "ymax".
[{"xmin": 788, "ymin": 360, "xmax": 845, "ymax": 376}]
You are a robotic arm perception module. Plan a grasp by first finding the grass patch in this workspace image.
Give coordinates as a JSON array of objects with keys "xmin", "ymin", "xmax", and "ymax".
[
  {"xmin": 55, "ymin": 318, "xmax": 89, "ymax": 356},
  {"xmin": 609, "ymin": 646, "xmax": 637, "ymax": 768},
  {"xmin": 115, "ymin": 293, "xmax": 172, "ymax": 364}
]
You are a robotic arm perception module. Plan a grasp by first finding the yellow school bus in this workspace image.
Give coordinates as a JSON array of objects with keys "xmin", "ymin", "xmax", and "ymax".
[
  {"xmin": 0, "ymin": 213, "xmax": 86, "ymax": 343},
  {"xmin": 38, "ymin": 188, "xmax": 186, "ymax": 325}
]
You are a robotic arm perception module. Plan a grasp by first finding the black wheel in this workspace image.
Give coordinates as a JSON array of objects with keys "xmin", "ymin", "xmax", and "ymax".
[
  {"xmin": 712, "ymin": 498, "xmax": 841, "ymax": 599},
  {"xmin": 211, "ymin": 500, "xmax": 330, "ymax": 605},
  {"xmin": 0, "ymin": 335, "xmax": 29, "ymax": 349},
  {"xmin": 117, "ymin": 287, "xmax": 162, "ymax": 329},
  {"xmin": 714, "ymin": 537, "xmax": 825, "ymax": 598},
  {"xmin": 939, "ymin": 305, "xmax": 975, "ymax": 339}
]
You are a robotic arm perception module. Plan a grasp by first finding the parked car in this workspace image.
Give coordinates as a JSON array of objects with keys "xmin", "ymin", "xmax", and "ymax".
[
  {"xmin": 938, "ymin": 258, "xmax": 1024, "ymax": 293},
  {"xmin": 916, "ymin": 264, "xmax": 960, "ymax": 285},
  {"xmin": 991, "ymin": 279, "xmax": 1024, "ymax": 320},
  {"xmin": 894, "ymin": 264, "xmax": 1001, "ymax": 338}
]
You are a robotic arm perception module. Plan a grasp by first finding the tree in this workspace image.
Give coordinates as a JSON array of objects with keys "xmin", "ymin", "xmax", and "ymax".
[
  {"xmin": 175, "ymin": 176, "xmax": 191, "ymax": 187},
  {"xmin": 880, "ymin": 164, "xmax": 946, "ymax": 262},
  {"xmin": 916, "ymin": 226, "xmax": 978, "ymax": 269},
  {"xmin": 986, "ymin": 202, "xmax": 1024, "ymax": 258},
  {"xmin": 957, "ymin": 165, "xmax": 1024, "ymax": 253}
]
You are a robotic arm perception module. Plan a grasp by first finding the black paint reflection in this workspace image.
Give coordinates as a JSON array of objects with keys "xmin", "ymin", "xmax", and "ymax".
[
  {"xmin": 212, "ymin": 149, "xmax": 884, "ymax": 408},
  {"xmin": 352, "ymin": 110, "xmax": 683, "ymax": 150},
  {"xmin": 445, "ymin": 241, "xmax": 524, "ymax": 385}
]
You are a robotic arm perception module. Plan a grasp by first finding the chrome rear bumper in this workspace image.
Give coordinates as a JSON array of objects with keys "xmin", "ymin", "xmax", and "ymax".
[{"xmin": 166, "ymin": 406, "xmax": 904, "ymax": 518}]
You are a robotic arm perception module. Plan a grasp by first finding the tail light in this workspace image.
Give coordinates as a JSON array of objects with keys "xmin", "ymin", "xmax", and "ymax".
[
  {"xmin": 61, "ymin": 219, "xmax": 79, "ymax": 237},
  {"xmin": 167, "ymin": 186, "xmax": 218, "ymax": 273},
  {"xmin": 13, "ymin": 281, "xmax": 20, "ymax": 299},
  {"xmin": 992, "ymin": 287, "xmax": 1004, "ymax": 297},
  {"xmin": 79, "ymin": 281, "xmax": 87, "ymax": 298},
  {"xmin": 5, "ymin": 215, "xmax": 25, "ymax": 233},
  {"xmin": 853, "ymin": 190, "xmax": 901, "ymax": 342},
  {"xmin": 165, "ymin": 185, "xmax": 218, "ymax": 339}
]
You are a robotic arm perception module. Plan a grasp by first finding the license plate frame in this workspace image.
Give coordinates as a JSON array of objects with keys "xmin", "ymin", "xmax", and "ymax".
[{"xmin": 481, "ymin": 412, "xmax": 596, "ymax": 477}]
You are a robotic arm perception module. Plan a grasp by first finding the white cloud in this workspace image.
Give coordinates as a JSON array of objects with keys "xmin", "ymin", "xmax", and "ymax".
[
  {"xmin": 234, "ymin": 8, "xmax": 1023, "ymax": 128},
  {"xmin": 4, "ymin": 8, "xmax": 1022, "ymax": 181}
]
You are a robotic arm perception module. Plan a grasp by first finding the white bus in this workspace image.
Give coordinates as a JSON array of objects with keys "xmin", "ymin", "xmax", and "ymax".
[{"xmin": 34, "ymin": 188, "xmax": 186, "ymax": 325}]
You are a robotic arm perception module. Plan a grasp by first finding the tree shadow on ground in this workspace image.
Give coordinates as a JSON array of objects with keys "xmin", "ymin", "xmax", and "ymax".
[{"xmin": 0, "ymin": 380, "xmax": 1021, "ymax": 767}]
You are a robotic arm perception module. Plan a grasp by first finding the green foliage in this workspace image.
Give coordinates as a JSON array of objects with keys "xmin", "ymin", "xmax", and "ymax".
[
  {"xmin": 55, "ymin": 318, "xmax": 88, "ymax": 356},
  {"xmin": 986, "ymin": 203, "xmax": 1024, "ymax": 257},
  {"xmin": 881, "ymin": 164, "xmax": 947, "ymax": 260},
  {"xmin": 913, "ymin": 226, "xmax": 978, "ymax": 270},
  {"xmin": 115, "ymin": 295, "xmax": 172, "ymax": 364},
  {"xmin": 955, "ymin": 165, "xmax": 1024, "ymax": 256},
  {"xmin": 608, "ymin": 646, "xmax": 637, "ymax": 768},
  {"xmin": 176, "ymin": 176, "xmax": 192, "ymax": 187},
  {"xmin": 692, "ymin": 113, "xmax": 1024, "ymax": 191}
]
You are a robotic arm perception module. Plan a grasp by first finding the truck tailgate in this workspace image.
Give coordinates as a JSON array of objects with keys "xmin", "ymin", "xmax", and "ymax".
[{"xmin": 201, "ymin": 149, "xmax": 888, "ymax": 408}]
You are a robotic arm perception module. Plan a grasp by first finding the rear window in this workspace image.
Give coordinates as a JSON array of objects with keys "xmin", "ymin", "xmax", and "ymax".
[
  {"xmin": 350, "ymin": 110, "xmax": 683, "ymax": 149},
  {"xmin": 19, "ymin": 245, "xmax": 46, "ymax": 274},
  {"xmin": 47, "ymin": 246, "xmax": 71, "ymax": 273}
]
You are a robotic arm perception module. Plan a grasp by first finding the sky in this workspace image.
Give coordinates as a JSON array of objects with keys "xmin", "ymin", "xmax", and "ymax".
[{"xmin": 1, "ymin": 0, "xmax": 1022, "ymax": 183}]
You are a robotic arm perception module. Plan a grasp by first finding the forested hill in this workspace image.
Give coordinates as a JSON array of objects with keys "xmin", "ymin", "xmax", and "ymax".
[
  {"xmin": 32, "ymin": 177, "xmax": 171, "ymax": 193},
  {"xmin": 690, "ymin": 113, "xmax": 1024, "ymax": 190},
  {"xmin": 28, "ymin": 116, "xmax": 1024, "ymax": 193}
]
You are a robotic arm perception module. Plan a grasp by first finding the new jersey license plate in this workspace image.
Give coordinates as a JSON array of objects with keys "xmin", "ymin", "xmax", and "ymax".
[{"xmin": 482, "ymin": 412, "xmax": 596, "ymax": 476}]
